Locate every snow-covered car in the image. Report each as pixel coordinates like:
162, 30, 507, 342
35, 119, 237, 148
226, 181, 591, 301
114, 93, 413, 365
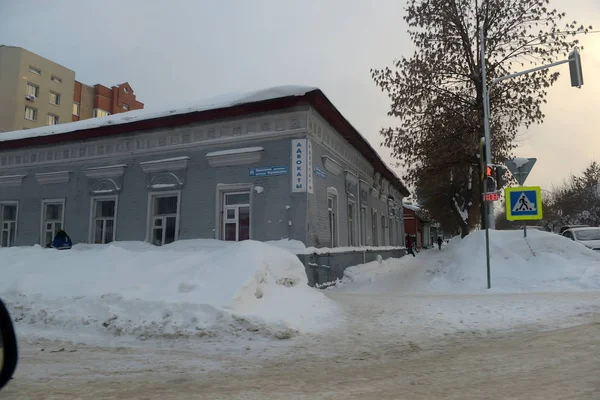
562, 227, 600, 251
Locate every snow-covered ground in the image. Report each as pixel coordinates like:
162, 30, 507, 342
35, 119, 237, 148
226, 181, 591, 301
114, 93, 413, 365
0, 240, 339, 342
1, 229, 599, 349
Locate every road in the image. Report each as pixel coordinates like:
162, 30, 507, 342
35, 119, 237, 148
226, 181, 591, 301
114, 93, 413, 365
2, 321, 600, 399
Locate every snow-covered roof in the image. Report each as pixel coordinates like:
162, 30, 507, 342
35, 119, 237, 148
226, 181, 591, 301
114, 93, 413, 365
0, 84, 410, 196
403, 204, 421, 212
0, 85, 317, 143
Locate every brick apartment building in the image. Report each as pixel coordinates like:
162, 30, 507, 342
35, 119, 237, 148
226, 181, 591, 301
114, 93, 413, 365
72, 81, 144, 122
0, 45, 144, 132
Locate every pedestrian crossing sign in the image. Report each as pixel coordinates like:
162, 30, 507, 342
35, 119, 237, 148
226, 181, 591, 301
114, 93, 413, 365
505, 186, 543, 221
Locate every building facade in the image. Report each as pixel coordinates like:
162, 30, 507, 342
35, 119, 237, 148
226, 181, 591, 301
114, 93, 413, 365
0, 46, 143, 133
403, 204, 433, 249
0, 87, 408, 249
0, 46, 76, 133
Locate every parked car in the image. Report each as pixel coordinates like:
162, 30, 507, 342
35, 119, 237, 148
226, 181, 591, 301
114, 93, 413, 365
561, 227, 600, 251
559, 225, 589, 235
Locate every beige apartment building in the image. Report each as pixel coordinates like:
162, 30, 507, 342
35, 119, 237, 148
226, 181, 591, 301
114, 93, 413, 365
0, 46, 76, 132
0, 46, 144, 133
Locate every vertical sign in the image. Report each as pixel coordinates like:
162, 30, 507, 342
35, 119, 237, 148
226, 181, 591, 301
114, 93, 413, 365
291, 139, 307, 192
307, 139, 314, 194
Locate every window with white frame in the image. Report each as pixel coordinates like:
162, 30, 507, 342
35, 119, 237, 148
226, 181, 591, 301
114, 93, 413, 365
360, 206, 367, 246
25, 106, 37, 121
73, 102, 80, 116
328, 189, 338, 247
26, 82, 39, 98
47, 113, 59, 125
1, 203, 18, 247
91, 197, 117, 244
149, 194, 179, 246
371, 208, 378, 246
348, 201, 356, 246
29, 66, 41, 75
93, 108, 111, 118
222, 192, 250, 241
49, 91, 61, 105
42, 200, 64, 245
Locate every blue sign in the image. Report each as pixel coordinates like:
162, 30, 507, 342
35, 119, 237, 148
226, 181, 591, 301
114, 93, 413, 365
248, 166, 288, 177
505, 186, 543, 221
313, 167, 327, 179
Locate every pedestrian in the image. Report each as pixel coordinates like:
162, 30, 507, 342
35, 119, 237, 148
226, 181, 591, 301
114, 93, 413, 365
437, 236, 443, 250
405, 234, 416, 257
46, 229, 73, 250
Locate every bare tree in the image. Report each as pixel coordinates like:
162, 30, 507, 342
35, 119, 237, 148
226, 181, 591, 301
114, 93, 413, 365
372, 0, 590, 237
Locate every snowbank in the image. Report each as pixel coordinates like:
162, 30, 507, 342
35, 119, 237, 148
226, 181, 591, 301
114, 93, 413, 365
0, 240, 338, 341
429, 230, 600, 292
337, 230, 600, 293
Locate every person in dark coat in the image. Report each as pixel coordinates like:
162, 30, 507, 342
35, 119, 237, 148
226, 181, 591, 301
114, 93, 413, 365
47, 229, 72, 250
437, 236, 443, 250
405, 234, 416, 257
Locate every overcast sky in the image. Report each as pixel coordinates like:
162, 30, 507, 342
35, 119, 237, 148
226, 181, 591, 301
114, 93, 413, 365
1, 0, 598, 191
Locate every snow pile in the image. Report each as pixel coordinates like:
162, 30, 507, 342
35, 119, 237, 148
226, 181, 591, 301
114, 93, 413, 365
428, 230, 600, 292
0, 240, 338, 341
337, 230, 600, 293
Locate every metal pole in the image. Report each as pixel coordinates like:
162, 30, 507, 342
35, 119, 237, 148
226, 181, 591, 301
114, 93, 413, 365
481, 25, 492, 289
481, 28, 494, 230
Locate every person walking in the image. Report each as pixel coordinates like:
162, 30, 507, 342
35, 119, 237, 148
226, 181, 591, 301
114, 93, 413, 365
405, 234, 416, 257
437, 236, 443, 250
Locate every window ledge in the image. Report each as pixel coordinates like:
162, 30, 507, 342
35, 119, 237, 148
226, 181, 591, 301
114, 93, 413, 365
140, 156, 190, 173
0, 174, 26, 187
35, 171, 70, 184
85, 164, 127, 179
206, 147, 263, 167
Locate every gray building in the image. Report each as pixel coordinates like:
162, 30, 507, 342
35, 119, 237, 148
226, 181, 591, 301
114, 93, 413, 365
0, 86, 409, 249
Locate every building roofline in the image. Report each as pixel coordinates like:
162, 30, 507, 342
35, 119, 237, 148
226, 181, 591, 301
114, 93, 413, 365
0, 87, 409, 196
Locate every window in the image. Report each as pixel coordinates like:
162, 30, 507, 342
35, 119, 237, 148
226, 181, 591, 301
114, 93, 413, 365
47, 114, 59, 125
51, 75, 62, 83
371, 209, 378, 246
25, 106, 37, 121
328, 190, 338, 247
348, 201, 356, 246
360, 206, 367, 246
1, 203, 18, 247
381, 215, 387, 246
49, 91, 60, 105
93, 109, 111, 118
124, 87, 129, 94
121, 104, 130, 111
26, 82, 39, 98
29, 66, 41, 75
41, 199, 65, 245
149, 193, 179, 246
73, 102, 80, 116
91, 197, 117, 244
389, 217, 394, 246
223, 192, 250, 241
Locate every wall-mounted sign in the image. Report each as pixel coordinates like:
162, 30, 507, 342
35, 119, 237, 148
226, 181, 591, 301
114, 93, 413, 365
291, 139, 313, 193
248, 166, 288, 177
313, 166, 327, 179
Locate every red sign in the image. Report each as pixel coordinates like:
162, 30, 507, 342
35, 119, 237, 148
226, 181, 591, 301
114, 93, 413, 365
484, 192, 500, 202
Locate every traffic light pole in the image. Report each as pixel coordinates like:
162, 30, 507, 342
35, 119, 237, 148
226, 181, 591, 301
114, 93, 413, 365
480, 22, 582, 289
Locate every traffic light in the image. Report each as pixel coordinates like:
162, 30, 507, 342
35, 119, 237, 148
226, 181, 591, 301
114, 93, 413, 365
569, 48, 583, 88
495, 165, 507, 189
